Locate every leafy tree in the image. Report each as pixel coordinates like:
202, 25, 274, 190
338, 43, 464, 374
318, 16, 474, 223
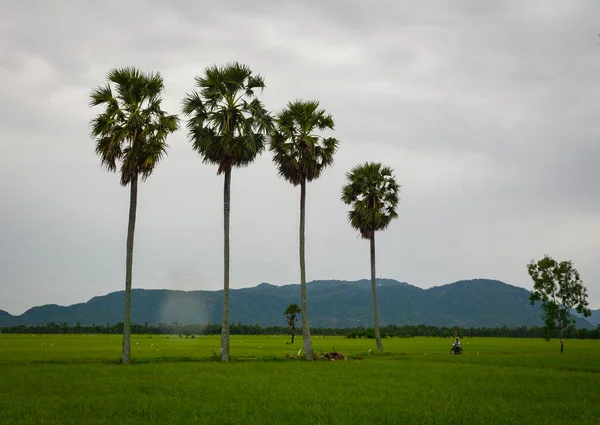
182, 63, 273, 361
89, 68, 179, 364
341, 162, 400, 351
284, 303, 302, 343
270, 100, 339, 360
528, 255, 591, 353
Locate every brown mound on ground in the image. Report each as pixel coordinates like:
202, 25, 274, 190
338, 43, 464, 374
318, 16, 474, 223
314, 351, 346, 361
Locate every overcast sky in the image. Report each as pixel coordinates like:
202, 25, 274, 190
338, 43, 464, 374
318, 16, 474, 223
1, 0, 599, 315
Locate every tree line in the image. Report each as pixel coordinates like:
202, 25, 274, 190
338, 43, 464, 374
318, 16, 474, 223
3, 322, 599, 340
90, 63, 400, 363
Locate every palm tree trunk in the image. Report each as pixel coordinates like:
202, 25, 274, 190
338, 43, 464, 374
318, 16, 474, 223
121, 174, 138, 364
560, 327, 564, 353
291, 320, 295, 344
370, 231, 383, 351
221, 168, 231, 362
299, 178, 314, 360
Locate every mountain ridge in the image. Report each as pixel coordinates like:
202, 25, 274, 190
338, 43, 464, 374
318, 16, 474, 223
1, 279, 596, 329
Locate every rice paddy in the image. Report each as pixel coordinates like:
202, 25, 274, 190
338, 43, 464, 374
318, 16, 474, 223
1, 334, 598, 424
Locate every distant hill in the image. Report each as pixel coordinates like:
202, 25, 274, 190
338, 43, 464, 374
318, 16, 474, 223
0, 279, 595, 329
589, 310, 600, 326
576, 309, 600, 327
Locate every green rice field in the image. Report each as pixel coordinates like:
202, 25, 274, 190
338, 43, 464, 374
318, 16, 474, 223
1, 335, 599, 424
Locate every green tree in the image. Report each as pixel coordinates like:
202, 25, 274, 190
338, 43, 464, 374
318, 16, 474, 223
89, 68, 179, 364
270, 100, 339, 360
182, 63, 273, 361
284, 303, 302, 344
341, 162, 400, 351
528, 255, 591, 353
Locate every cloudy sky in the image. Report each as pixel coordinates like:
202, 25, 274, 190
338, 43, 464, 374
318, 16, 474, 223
1, 0, 599, 315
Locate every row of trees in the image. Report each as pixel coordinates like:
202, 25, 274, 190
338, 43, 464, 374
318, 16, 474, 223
3, 322, 599, 340
90, 63, 400, 363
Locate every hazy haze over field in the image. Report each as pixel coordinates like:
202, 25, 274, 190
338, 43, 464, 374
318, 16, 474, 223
1, 0, 599, 314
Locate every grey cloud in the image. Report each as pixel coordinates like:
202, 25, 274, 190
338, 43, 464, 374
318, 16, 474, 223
1, 0, 599, 314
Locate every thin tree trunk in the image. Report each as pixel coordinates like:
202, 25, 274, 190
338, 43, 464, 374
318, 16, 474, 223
299, 178, 314, 360
291, 320, 295, 344
560, 327, 564, 353
370, 231, 383, 351
221, 168, 231, 362
121, 174, 138, 364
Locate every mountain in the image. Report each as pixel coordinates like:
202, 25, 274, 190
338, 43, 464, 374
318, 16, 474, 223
0, 279, 595, 329
578, 309, 600, 327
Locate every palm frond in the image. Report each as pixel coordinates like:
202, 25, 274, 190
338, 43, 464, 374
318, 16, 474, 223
341, 162, 401, 238
182, 63, 272, 174
89, 67, 178, 186
269, 100, 338, 186
89, 84, 115, 108
245, 73, 266, 97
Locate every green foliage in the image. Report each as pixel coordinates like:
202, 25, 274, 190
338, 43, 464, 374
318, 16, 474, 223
341, 162, 400, 239
4, 322, 599, 340
269, 100, 339, 185
284, 303, 301, 328
284, 303, 301, 316
528, 255, 591, 345
181, 62, 273, 174
89, 67, 179, 185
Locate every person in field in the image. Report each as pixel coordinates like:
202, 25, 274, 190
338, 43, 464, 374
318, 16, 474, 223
451, 337, 462, 354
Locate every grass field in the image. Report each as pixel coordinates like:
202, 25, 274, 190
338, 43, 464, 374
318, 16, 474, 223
1, 335, 599, 424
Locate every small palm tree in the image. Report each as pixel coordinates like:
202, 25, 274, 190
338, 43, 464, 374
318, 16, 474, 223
341, 162, 400, 351
89, 67, 179, 364
182, 62, 273, 361
270, 100, 339, 360
284, 303, 302, 344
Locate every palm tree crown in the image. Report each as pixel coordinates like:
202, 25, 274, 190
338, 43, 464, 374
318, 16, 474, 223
89, 67, 179, 185
284, 303, 302, 318
270, 100, 339, 184
181, 62, 273, 174
341, 162, 400, 239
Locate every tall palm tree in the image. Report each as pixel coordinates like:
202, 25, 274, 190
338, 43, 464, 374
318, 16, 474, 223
182, 63, 273, 361
341, 162, 400, 351
89, 67, 179, 364
284, 303, 302, 344
270, 100, 339, 360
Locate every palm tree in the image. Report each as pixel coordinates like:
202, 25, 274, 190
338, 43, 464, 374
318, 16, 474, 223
341, 162, 400, 351
270, 100, 339, 360
89, 67, 179, 364
182, 63, 273, 361
284, 303, 302, 344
